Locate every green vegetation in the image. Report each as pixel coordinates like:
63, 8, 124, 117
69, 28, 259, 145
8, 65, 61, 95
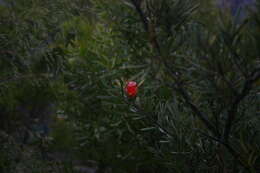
0, 0, 259, 172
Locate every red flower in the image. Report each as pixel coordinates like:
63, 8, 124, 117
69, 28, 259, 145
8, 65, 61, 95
125, 81, 138, 98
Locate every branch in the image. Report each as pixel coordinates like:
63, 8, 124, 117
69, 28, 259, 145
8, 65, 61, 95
175, 85, 220, 136
129, 0, 162, 55
223, 67, 260, 142
129, 0, 219, 136
196, 129, 250, 171
129, 0, 148, 32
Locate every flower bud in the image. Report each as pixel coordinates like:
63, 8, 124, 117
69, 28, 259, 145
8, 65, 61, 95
125, 81, 138, 98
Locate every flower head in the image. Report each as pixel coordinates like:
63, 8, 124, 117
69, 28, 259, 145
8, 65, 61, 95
125, 81, 138, 98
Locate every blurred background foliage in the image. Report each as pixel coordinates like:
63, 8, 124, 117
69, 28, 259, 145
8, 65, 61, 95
0, 0, 259, 172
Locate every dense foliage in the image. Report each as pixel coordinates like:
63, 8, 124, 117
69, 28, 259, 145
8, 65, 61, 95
0, 0, 259, 172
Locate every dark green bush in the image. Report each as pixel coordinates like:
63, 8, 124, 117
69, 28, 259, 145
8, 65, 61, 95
0, 0, 259, 172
